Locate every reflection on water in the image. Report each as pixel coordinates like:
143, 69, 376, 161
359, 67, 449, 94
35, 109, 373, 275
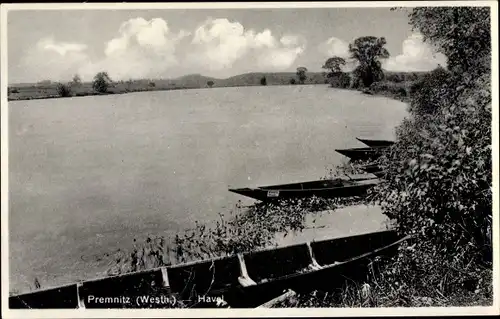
9, 85, 407, 293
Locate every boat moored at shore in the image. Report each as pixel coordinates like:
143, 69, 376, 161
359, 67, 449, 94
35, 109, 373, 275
335, 146, 386, 161
229, 177, 380, 202
356, 137, 395, 148
9, 230, 410, 309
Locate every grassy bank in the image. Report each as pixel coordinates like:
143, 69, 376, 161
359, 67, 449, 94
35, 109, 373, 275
7, 72, 328, 101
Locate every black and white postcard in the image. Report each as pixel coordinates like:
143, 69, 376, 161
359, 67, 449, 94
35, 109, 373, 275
1, 1, 498, 317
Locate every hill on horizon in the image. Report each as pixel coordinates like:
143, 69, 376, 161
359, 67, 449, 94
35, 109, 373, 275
10, 69, 428, 88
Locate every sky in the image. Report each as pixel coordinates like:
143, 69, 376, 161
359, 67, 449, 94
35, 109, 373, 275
7, 7, 447, 84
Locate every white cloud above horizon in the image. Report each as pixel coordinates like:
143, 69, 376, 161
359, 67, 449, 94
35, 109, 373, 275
81, 17, 189, 80
383, 33, 447, 72
318, 36, 350, 58
20, 37, 91, 82
26, 17, 306, 82
38, 37, 88, 56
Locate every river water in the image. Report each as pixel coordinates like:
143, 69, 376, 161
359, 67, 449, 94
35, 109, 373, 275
8, 85, 407, 293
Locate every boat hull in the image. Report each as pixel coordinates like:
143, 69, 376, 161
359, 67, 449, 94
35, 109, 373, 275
356, 137, 395, 147
361, 163, 385, 177
229, 179, 378, 201
335, 147, 385, 161
9, 230, 409, 309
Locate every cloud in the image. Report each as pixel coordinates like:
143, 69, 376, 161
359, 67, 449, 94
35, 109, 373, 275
255, 30, 276, 48
257, 46, 305, 70
257, 35, 306, 70
187, 18, 304, 72
38, 37, 88, 56
18, 37, 90, 82
188, 18, 256, 70
104, 18, 187, 57
318, 36, 350, 58
90, 17, 188, 80
383, 33, 447, 72
280, 35, 300, 47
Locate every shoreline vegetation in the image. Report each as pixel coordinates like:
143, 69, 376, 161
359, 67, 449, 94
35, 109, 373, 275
7, 70, 418, 102
13, 7, 492, 309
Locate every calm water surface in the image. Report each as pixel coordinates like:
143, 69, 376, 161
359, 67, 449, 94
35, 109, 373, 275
9, 85, 407, 293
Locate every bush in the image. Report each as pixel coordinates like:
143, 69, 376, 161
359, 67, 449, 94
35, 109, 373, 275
368, 81, 408, 101
328, 72, 351, 89
408, 67, 454, 115
260, 76, 267, 86
385, 73, 404, 83
289, 78, 296, 85
56, 83, 72, 97
368, 68, 492, 303
397, 87, 407, 97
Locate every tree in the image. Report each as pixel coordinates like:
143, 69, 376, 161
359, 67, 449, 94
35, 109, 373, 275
260, 76, 267, 86
56, 82, 72, 97
408, 7, 490, 75
322, 57, 346, 76
92, 72, 112, 93
349, 36, 390, 87
322, 57, 349, 88
72, 74, 82, 86
296, 67, 308, 84
207, 80, 214, 88
125, 79, 133, 92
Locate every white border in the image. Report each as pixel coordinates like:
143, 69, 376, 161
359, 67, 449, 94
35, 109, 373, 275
1, 1, 499, 318
0, 1, 497, 9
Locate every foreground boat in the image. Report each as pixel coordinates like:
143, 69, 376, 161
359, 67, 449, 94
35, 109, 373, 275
229, 177, 379, 201
335, 146, 386, 161
9, 230, 411, 309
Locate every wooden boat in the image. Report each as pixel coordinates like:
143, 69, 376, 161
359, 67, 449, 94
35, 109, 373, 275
356, 137, 395, 148
335, 147, 385, 161
342, 173, 379, 181
9, 230, 411, 309
361, 163, 385, 177
229, 177, 379, 202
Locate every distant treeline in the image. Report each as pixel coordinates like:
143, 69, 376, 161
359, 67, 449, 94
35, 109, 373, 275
7, 70, 428, 101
